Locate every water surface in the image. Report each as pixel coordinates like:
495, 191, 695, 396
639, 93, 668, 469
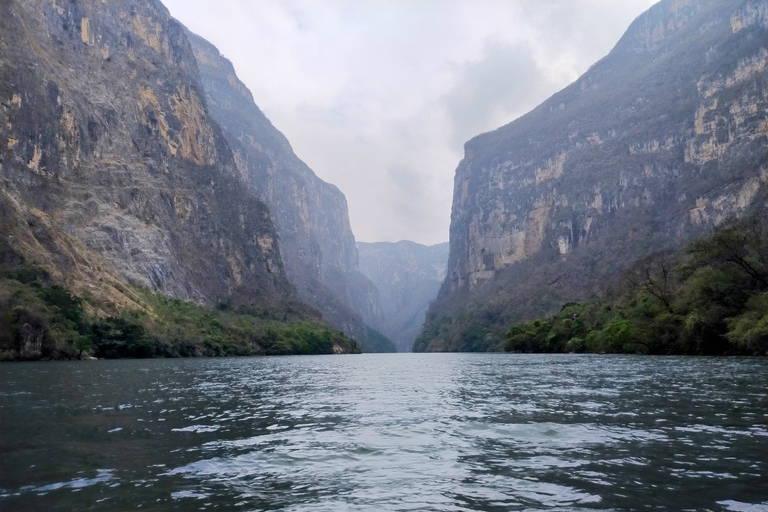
1, 354, 767, 511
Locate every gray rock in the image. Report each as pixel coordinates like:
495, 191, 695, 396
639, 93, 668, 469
0, 0, 295, 313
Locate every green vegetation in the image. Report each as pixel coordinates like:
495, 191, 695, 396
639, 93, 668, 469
0, 249, 360, 361
504, 218, 768, 356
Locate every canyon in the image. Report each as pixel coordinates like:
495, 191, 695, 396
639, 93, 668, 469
357, 241, 448, 352
2, 0, 765, 358
0, 0, 403, 356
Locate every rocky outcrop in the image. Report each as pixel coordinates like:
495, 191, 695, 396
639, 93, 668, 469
418, 0, 768, 352
186, 32, 394, 352
357, 241, 448, 351
0, 0, 298, 315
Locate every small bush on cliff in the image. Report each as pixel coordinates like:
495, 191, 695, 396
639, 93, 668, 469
92, 317, 157, 359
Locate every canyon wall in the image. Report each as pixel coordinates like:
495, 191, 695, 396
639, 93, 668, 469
0, 0, 298, 315
187, 33, 394, 352
417, 0, 768, 351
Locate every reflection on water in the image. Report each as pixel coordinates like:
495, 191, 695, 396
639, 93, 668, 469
1, 354, 767, 511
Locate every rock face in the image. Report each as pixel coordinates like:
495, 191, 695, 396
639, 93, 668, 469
418, 0, 768, 352
357, 241, 448, 352
0, 0, 299, 315
186, 33, 394, 352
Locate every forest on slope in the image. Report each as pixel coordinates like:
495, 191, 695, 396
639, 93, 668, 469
0, 240, 360, 361
504, 215, 768, 356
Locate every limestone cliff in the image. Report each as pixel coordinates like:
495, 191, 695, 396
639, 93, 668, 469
357, 241, 448, 352
0, 0, 296, 315
418, 0, 768, 352
186, 33, 394, 352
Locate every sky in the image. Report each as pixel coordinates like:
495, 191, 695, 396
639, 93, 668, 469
163, 0, 658, 246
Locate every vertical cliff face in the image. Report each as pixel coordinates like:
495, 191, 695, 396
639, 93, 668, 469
357, 241, 448, 352
0, 0, 295, 311
419, 0, 768, 352
186, 33, 393, 352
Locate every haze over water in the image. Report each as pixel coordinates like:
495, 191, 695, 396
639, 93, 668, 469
1, 354, 767, 511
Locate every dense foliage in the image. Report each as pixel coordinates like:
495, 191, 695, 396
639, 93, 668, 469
504, 218, 768, 356
0, 250, 360, 361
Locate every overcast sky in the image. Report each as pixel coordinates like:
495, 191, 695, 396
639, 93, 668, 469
163, 0, 657, 245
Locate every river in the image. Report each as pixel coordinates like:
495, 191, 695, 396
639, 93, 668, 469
1, 354, 767, 511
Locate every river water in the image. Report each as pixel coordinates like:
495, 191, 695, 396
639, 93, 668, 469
1, 354, 767, 511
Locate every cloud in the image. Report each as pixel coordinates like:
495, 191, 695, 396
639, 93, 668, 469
442, 39, 555, 147
163, 0, 657, 245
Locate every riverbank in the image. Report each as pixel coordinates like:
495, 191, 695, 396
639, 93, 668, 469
0, 262, 360, 361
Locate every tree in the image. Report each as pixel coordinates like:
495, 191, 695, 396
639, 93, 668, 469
687, 218, 768, 291
624, 250, 677, 312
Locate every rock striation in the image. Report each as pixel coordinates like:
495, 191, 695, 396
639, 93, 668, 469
0, 0, 304, 322
186, 32, 394, 352
357, 241, 448, 352
418, 0, 768, 352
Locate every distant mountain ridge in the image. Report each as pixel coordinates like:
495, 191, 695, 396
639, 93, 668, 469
357, 241, 448, 351
417, 0, 768, 352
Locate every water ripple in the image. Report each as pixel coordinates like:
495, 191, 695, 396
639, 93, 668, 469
1, 354, 767, 511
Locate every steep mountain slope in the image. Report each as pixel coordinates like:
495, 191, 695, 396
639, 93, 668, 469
0, 0, 331, 346
357, 241, 448, 351
186, 33, 394, 352
417, 0, 768, 352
